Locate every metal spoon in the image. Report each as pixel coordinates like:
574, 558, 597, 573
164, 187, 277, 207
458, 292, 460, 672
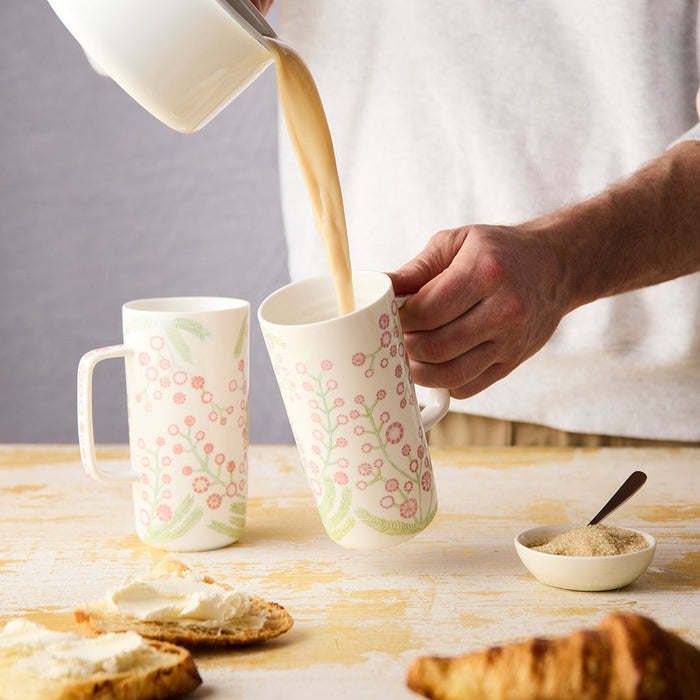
587, 471, 647, 526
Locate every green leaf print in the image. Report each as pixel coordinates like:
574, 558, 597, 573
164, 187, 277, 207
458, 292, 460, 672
172, 317, 212, 341
355, 508, 428, 537
165, 326, 192, 364
233, 313, 248, 359
325, 485, 352, 531
327, 516, 355, 544
208, 520, 243, 538
124, 318, 155, 335
146, 495, 203, 543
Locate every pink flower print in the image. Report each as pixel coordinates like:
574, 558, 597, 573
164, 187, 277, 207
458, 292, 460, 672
215, 453, 225, 465
421, 471, 432, 492
139, 352, 150, 366
361, 443, 372, 453
219, 417, 227, 426
380, 495, 395, 509
226, 406, 234, 415
208, 411, 218, 422
193, 476, 209, 493
391, 299, 398, 315
398, 342, 406, 357
381, 331, 391, 347
202, 391, 213, 404
229, 379, 238, 392
364, 369, 374, 378
356, 480, 368, 490
409, 459, 419, 473
395, 364, 403, 378
334, 397, 345, 407
153, 391, 163, 401
390, 345, 398, 357
380, 411, 390, 424
379, 313, 390, 330
386, 422, 404, 444
400, 398, 407, 409
312, 429, 324, 441
335, 437, 347, 448
394, 326, 400, 337
238, 359, 245, 372
162, 490, 172, 500
182, 465, 193, 476
160, 377, 171, 388
150, 336, 165, 351
203, 443, 214, 455
162, 474, 172, 484
417, 444, 425, 459
380, 358, 389, 369
140, 471, 149, 483
320, 359, 333, 371
354, 425, 365, 436
354, 394, 365, 405
377, 389, 386, 400
173, 392, 186, 404
227, 461, 236, 472
156, 503, 172, 522
140, 509, 150, 526
400, 498, 418, 519
338, 458, 349, 468
159, 358, 171, 370
312, 444, 321, 456
396, 382, 405, 395
145, 367, 158, 381
207, 493, 222, 509
195, 430, 205, 441
226, 482, 238, 497
161, 456, 171, 467
404, 480, 413, 492
296, 363, 307, 375
191, 376, 205, 389
156, 436, 165, 447
385, 478, 399, 492
358, 462, 372, 476
173, 371, 187, 385
350, 409, 360, 420
402, 444, 411, 457
308, 460, 320, 476
337, 414, 348, 425
237, 416, 245, 428
352, 352, 366, 366
308, 398, 319, 409
185, 415, 195, 427
238, 478, 246, 492
326, 379, 338, 390
373, 458, 384, 469
333, 471, 349, 485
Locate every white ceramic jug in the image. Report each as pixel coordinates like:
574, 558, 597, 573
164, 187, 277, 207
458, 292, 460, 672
46, 0, 276, 133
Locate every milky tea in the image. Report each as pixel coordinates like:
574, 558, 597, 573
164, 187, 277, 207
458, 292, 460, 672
268, 39, 355, 316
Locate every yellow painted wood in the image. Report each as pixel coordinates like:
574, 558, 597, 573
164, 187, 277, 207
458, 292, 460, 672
0, 444, 698, 697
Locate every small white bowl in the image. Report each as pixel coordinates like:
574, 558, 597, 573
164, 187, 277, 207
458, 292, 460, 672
514, 524, 656, 592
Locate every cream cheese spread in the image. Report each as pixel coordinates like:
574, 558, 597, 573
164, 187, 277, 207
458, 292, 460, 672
101, 570, 258, 629
0, 620, 157, 679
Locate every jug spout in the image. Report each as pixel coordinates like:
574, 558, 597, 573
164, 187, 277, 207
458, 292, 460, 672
46, 0, 276, 133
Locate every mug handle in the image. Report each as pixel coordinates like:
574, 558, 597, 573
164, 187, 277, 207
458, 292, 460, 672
395, 295, 451, 431
77, 345, 138, 483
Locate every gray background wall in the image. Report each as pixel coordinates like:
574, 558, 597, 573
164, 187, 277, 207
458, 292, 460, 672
1, 2, 294, 444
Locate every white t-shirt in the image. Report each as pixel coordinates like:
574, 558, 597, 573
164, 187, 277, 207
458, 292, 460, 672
276, 0, 700, 441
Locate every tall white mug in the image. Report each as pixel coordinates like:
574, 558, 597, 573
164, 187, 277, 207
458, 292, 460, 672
78, 297, 250, 551
258, 271, 450, 550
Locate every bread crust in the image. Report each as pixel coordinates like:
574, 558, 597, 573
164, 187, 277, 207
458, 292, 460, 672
75, 594, 293, 647
406, 613, 700, 700
0, 638, 201, 700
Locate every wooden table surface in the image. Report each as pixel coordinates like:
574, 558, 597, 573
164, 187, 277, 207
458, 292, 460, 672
1, 444, 698, 698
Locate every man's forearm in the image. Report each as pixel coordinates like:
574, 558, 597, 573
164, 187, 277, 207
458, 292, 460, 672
530, 139, 700, 312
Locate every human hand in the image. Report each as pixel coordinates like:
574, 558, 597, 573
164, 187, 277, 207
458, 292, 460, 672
389, 224, 572, 399
249, 0, 274, 14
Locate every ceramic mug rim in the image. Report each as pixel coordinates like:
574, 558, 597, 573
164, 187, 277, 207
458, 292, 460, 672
258, 270, 392, 329
124, 296, 249, 314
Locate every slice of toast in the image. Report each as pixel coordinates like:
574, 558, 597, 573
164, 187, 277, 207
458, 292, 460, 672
74, 559, 294, 648
0, 622, 201, 700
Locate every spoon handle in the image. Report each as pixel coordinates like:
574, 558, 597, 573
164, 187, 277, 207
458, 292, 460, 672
587, 471, 647, 526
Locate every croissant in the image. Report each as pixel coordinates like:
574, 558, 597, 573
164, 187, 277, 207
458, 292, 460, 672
406, 613, 700, 700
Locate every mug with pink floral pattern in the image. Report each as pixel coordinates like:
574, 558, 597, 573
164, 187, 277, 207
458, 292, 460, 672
258, 271, 450, 549
78, 297, 249, 551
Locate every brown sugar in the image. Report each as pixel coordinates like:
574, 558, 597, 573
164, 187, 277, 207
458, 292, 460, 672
531, 524, 649, 557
